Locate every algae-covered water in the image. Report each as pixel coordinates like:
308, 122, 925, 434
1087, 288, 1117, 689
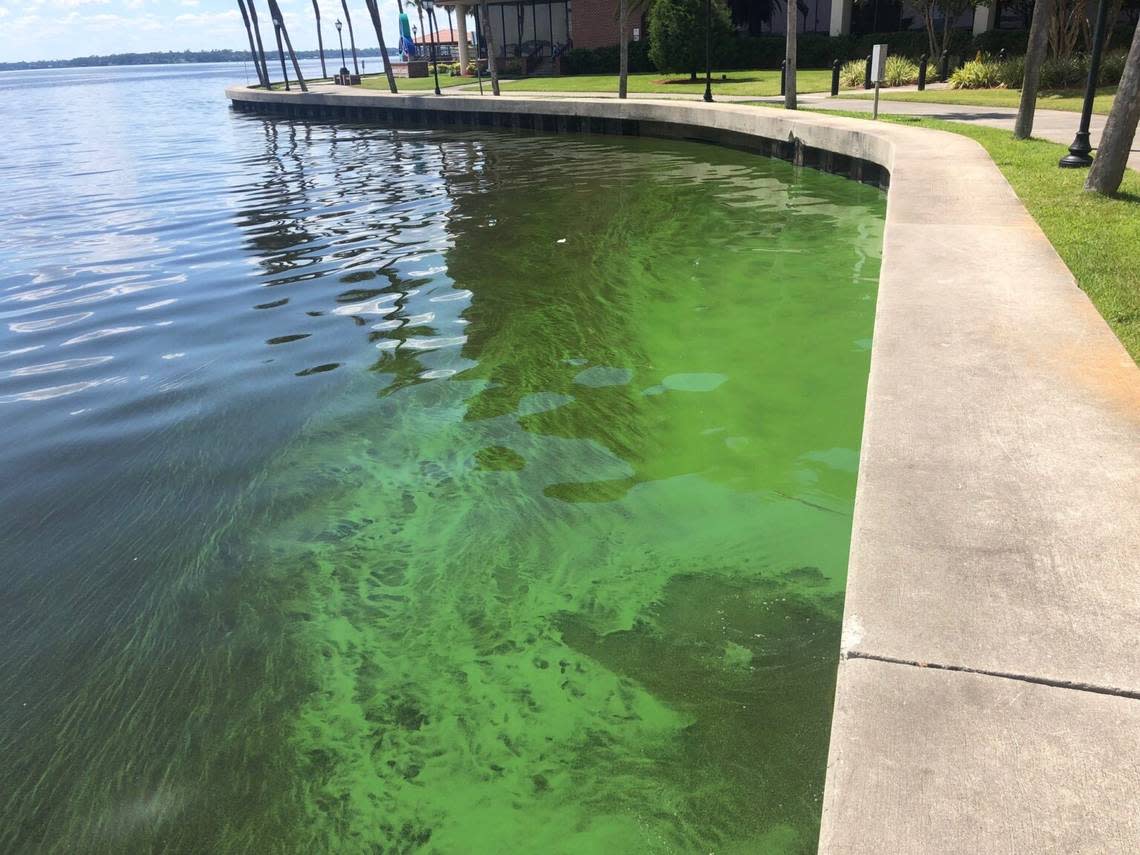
0, 66, 884, 854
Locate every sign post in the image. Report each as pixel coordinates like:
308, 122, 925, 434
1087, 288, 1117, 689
871, 44, 888, 120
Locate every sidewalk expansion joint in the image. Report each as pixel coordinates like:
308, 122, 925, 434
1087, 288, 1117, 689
845, 650, 1140, 701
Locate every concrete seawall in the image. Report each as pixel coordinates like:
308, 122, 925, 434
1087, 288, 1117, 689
227, 85, 1140, 853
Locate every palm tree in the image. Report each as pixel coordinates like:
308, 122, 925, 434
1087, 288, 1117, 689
1015, 0, 1054, 138
236, 0, 269, 87
619, 0, 630, 98
363, 0, 400, 92
267, 0, 308, 90
1086, 18, 1140, 195
339, 0, 361, 75
311, 0, 328, 78
784, 0, 797, 108
245, 0, 273, 88
409, 0, 428, 59
478, 0, 500, 95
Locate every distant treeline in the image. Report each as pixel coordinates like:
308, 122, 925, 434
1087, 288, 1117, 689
0, 48, 395, 72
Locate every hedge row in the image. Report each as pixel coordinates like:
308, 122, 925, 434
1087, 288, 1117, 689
559, 27, 1140, 75
561, 41, 655, 75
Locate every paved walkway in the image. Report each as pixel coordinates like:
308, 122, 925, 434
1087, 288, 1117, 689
431, 81, 1139, 172
800, 92, 1140, 172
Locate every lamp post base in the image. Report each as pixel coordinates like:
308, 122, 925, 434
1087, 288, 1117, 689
1059, 133, 1094, 168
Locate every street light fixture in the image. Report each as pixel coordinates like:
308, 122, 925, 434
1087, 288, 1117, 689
423, 0, 442, 96
335, 19, 349, 83
1059, 0, 1110, 168
703, 0, 713, 103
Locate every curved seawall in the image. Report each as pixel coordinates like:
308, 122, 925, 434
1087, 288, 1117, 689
227, 86, 1140, 853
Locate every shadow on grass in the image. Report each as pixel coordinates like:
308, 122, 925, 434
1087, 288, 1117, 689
657, 76, 765, 85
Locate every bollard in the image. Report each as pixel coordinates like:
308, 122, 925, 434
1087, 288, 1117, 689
831, 58, 840, 96
918, 54, 927, 91
940, 50, 950, 82
780, 60, 786, 97
864, 54, 872, 90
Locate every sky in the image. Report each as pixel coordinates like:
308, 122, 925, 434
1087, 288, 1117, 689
0, 0, 412, 63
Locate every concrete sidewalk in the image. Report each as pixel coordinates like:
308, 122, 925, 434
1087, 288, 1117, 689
802, 92, 1140, 172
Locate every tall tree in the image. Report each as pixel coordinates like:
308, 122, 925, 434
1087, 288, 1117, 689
410, 0, 428, 56
363, 0, 400, 92
784, 0, 797, 109
236, 0, 269, 87
246, 0, 273, 88
1086, 19, 1140, 194
648, 0, 732, 83
311, 0, 328, 78
619, 0, 629, 98
479, 0, 501, 95
618, 0, 649, 99
339, 0, 361, 75
918, 0, 986, 62
267, 0, 308, 90
1015, 0, 1055, 138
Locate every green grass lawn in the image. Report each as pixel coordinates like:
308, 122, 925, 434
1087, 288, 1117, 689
822, 110, 1139, 360
845, 86, 1117, 115
357, 74, 468, 91
491, 68, 834, 97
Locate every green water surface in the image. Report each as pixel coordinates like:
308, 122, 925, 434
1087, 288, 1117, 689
2, 122, 883, 854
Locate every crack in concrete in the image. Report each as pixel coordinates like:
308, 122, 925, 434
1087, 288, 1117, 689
845, 651, 1140, 701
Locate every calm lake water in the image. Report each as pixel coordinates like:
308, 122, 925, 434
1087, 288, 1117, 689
0, 64, 884, 854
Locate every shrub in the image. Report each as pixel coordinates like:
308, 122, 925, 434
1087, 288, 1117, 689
883, 55, 919, 87
972, 29, 1029, 57
839, 58, 865, 89
1097, 51, 1127, 86
561, 41, 653, 75
949, 59, 1005, 89
947, 50, 1127, 90
996, 55, 1025, 88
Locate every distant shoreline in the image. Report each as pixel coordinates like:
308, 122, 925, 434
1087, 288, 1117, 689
0, 48, 399, 73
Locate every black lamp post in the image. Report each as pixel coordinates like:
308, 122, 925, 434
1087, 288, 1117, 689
424, 0, 442, 95
703, 0, 713, 102
1059, 0, 1110, 168
335, 18, 349, 83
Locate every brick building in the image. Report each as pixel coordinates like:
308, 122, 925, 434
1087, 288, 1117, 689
439, 0, 1022, 73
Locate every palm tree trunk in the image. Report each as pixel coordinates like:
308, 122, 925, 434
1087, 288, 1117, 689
311, 0, 327, 78
340, 0, 361, 75
1015, 0, 1054, 138
619, 0, 628, 98
363, 0, 400, 92
415, 3, 427, 57
236, 0, 269, 87
246, 0, 273, 88
267, 0, 308, 91
479, 0, 500, 95
785, 0, 797, 109
1086, 19, 1140, 194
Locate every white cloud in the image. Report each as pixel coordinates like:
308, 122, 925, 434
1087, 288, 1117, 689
173, 10, 239, 27
0, 7, 9, 18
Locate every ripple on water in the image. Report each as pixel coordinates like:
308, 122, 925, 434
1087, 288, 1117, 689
0, 67, 885, 855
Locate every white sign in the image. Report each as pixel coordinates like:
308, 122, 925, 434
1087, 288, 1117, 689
870, 44, 888, 84
632, 27, 640, 42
